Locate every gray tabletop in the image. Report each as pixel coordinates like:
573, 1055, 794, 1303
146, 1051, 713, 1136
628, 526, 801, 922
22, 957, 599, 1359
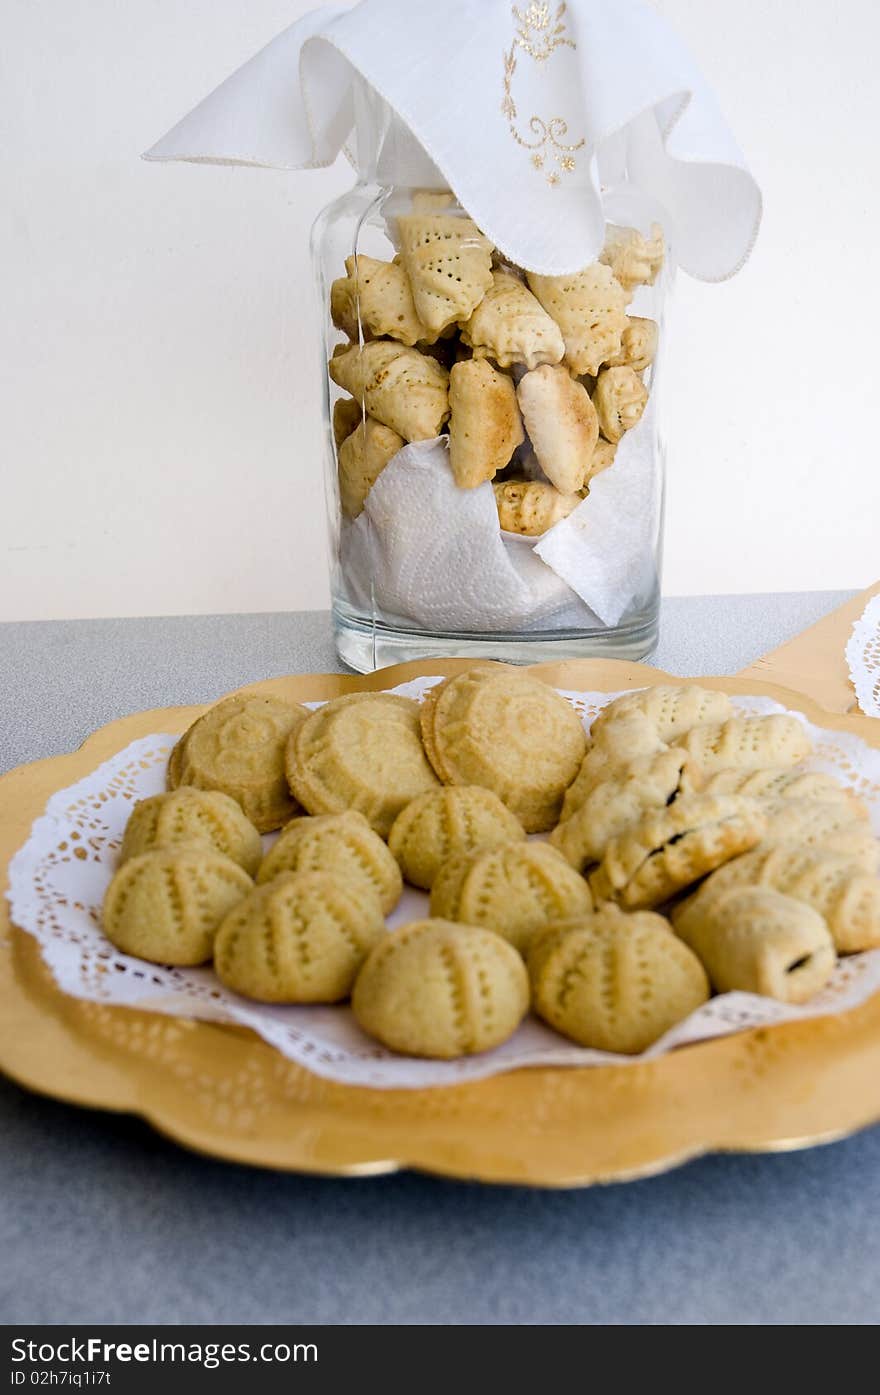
3, 592, 879, 1326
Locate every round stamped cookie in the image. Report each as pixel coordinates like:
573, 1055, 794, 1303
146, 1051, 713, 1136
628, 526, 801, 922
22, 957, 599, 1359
103, 845, 253, 966
169, 693, 310, 833
215, 871, 385, 1004
286, 693, 440, 839
423, 667, 587, 832
430, 841, 592, 955
120, 789, 263, 877
528, 906, 709, 1054
388, 786, 526, 890
256, 811, 403, 913
352, 919, 529, 1059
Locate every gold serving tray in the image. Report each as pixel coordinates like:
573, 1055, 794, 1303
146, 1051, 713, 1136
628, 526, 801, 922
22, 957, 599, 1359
3, 656, 880, 1187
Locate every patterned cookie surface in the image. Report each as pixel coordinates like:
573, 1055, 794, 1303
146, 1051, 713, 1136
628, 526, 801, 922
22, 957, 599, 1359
550, 749, 689, 872
352, 919, 529, 1059
430, 841, 592, 955
396, 214, 495, 335
674, 715, 812, 776
589, 793, 767, 910
169, 693, 309, 833
388, 786, 525, 891
120, 788, 263, 877
560, 710, 668, 823
761, 799, 879, 872
103, 845, 253, 966
528, 905, 708, 1054
674, 886, 836, 1004
591, 685, 732, 745
256, 811, 403, 912
215, 872, 385, 1003
422, 668, 587, 832
700, 767, 855, 805
526, 263, 629, 377
286, 693, 440, 839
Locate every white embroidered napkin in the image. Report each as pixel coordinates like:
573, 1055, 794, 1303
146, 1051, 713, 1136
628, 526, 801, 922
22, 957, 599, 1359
145, 0, 761, 281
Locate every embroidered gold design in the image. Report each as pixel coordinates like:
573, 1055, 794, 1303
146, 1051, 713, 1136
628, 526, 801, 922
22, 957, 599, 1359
513, 3, 576, 61
501, 4, 584, 187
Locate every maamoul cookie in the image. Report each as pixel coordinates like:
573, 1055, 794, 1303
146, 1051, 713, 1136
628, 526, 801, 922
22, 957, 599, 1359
592, 366, 649, 443
590, 684, 733, 745
603, 316, 658, 373
430, 841, 593, 955
447, 359, 524, 488
700, 767, 856, 806
330, 254, 435, 346
120, 788, 263, 877
761, 799, 879, 872
589, 793, 767, 910
396, 213, 495, 335
550, 749, 689, 872
169, 693, 309, 833
387, 786, 525, 890
460, 268, 565, 369
328, 341, 450, 442
214, 872, 385, 1003
420, 667, 587, 831
493, 479, 580, 535
599, 223, 665, 297
286, 692, 440, 838
680, 842, 880, 953
585, 436, 617, 483
559, 709, 668, 823
674, 886, 836, 1004
337, 416, 405, 518
103, 846, 253, 966
526, 263, 629, 377
256, 811, 403, 912
528, 905, 709, 1053
516, 364, 599, 494
351, 919, 529, 1058
333, 395, 363, 449
674, 714, 812, 776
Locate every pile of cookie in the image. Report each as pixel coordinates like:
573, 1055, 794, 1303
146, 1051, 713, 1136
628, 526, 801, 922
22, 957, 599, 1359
329, 191, 662, 537
102, 670, 880, 1061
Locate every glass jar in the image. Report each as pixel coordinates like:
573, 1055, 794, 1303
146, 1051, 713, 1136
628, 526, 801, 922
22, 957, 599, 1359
312, 170, 673, 673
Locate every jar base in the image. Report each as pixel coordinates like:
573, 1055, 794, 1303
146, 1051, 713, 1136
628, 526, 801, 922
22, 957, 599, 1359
332, 604, 659, 674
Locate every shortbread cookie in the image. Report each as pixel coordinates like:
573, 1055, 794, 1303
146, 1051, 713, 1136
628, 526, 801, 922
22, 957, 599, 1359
559, 710, 668, 823
120, 789, 262, 877
589, 793, 767, 910
599, 223, 665, 297
516, 364, 599, 494
169, 693, 309, 833
604, 316, 658, 373
761, 799, 879, 872
286, 693, 440, 838
388, 786, 525, 890
328, 341, 450, 442
679, 842, 880, 953
214, 872, 385, 1003
528, 905, 708, 1053
430, 842, 593, 955
460, 269, 565, 369
448, 359, 524, 488
337, 416, 404, 517
493, 479, 580, 535
330, 254, 436, 346
396, 213, 494, 335
103, 846, 252, 966
700, 767, 856, 806
674, 886, 836, 1004
526, 264, 629, 377
550, 749, 689, 872
352, 919, 529, 1058
592, 366, 649, 443
332, 395, 363, 449
591, 685, 733, 745
256, 810, 403, 912
674, 715, 812, 776
421, 667, 587, 831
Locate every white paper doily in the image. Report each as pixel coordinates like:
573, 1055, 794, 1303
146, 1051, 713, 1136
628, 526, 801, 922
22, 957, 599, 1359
7, 680, 880, 1089
847, 592, 880, 718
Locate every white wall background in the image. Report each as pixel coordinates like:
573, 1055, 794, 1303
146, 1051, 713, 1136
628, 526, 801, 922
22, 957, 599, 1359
2, 0, 878, 622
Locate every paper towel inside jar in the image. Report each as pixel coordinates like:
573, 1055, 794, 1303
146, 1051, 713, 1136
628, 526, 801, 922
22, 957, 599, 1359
338, 438, 633, 634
